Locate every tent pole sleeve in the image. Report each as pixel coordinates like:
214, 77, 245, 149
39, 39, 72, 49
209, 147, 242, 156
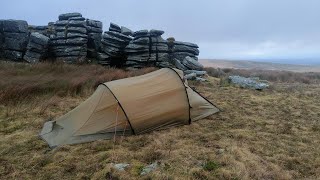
100, 83, 136, 135
167, 68, 192, 124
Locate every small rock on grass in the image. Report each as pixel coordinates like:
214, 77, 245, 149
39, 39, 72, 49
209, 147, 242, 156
140, 162, 158, 175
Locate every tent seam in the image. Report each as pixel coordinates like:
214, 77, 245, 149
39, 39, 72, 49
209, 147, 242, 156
100, 83, 136, 135
167, 68, 192, 124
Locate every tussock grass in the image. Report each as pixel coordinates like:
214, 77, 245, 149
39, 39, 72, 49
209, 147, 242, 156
0, 62, 156, 116
0, 63, 320, 179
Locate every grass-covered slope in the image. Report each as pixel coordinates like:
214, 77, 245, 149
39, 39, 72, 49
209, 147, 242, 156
0, 62, 319, 179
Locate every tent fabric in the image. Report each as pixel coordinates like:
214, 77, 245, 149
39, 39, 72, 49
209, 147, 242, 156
40, 68, 219, 148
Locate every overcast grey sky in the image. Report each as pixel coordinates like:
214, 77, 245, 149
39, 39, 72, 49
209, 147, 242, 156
1, 0, 320, 63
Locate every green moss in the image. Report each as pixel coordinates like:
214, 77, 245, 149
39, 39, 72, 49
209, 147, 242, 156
203, 161, 219, 171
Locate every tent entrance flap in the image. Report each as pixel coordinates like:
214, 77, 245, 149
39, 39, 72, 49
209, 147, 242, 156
100, 83, 136, 135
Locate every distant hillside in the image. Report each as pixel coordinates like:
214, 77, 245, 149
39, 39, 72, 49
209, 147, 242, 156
200, 59, 320, 72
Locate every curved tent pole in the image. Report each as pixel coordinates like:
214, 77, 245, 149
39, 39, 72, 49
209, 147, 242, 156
100, 83, 136, 135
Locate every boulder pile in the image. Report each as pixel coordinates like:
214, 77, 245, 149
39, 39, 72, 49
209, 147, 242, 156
0, 20, 29, 61
23, 32, 50, 63
86, 19, 103, 58
168, 40, 202, 71
50, 13, 88, 63
29, 24, 53, 37
0, 12, 208, 78
98, 23, 132, 66
125, 29, 171, 68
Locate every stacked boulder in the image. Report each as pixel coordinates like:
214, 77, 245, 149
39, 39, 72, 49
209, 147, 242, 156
0, 20, 29, 61
168, 40, 202, 71
86, 19, 103, 58
50, 13, 88, 63
125, 29, 171, 68
98, 23, 132, 66
125, 30, 150, 68
23, 32, 50, 63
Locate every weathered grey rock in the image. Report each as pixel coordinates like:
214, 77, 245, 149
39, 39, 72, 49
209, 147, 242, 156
58, 12, 82, 20
67, 27, 87, 34
52, 32, 88, 40
156, 61, 172, 68
113, 163, 130, 171
150, 29, 164, 36
86, 19, 103, 28
151, 44, 169, 52
228, 76, 269, 90
54, 20, 69, 26
182, 56, 203, 70
151, 36, 167, 43
125, 43, 149, 50
174, 59, 188, 71
97, 52, 110, 61
149, 53, 170, 61
184, 70, 207, 76
127, 53, 149, 61
109, 23, 121, 32
53, 26, 66, 32
174, 41, 199, 48
133, 30, 149, 37
3, 32, 29, 51
50, 37, 87, 46
67, 33, 88, 39
0, 20, 4, 31
125, 60, 145, 68
173, 52, 197, 60
68, 20, 87, 27
69, 17, 86, 21
27, 42, 47, 53
23, 32, 50, 63
121, 26, 133, 36
24, 54, 40, 63
3, 20, 28, 33
101, 45, 123, 56
52, 46, 87, 56
86, 26, 103, 33
185, 73, 197, 80
141, 162, 158, 175
54, 50, 87, 57
131, 37, 149, 45
106, 31, 132, 41
173, 45, 199, 55
87, 33, 101, 50
24, 51, 41, 59
101, 39, 125, 48
196, 77, 207, 82
102, 33, 128, 44
29, 32, 49, 46
4, 50, 23, 61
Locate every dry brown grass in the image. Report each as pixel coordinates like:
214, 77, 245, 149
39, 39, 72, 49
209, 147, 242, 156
205, 67, 320, 84
1, 63, 320, 179
0, 62, 156, 116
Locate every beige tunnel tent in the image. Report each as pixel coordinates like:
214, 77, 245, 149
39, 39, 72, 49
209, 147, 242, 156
40, 68, 220, 148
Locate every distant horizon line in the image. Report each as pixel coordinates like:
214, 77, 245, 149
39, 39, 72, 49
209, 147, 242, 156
199, 58, 320, 66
